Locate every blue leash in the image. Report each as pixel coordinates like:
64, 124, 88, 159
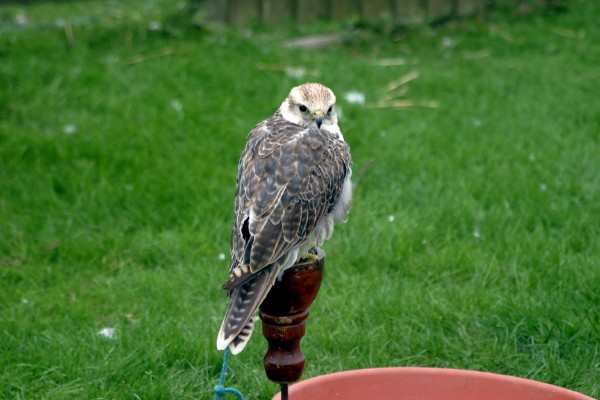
214, 347, 245, 400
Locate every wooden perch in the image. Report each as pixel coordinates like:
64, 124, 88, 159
260, 249, 325, 398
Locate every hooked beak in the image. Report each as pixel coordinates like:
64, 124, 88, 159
312, 111, 325, 129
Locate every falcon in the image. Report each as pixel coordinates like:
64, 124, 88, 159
216, 83, 353, 355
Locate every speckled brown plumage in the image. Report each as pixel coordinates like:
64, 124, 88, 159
217, 83, 352, 354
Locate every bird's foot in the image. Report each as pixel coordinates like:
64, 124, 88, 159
299, 248, 319, 263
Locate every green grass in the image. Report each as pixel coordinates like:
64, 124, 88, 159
1, 1, 599, 398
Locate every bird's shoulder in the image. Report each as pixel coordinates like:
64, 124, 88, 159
246, 112, 345, 160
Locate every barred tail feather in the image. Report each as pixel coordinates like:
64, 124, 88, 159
228, 319, 254, 355
216, 266, 278, 354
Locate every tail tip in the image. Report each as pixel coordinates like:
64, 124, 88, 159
216, 333, 248, 355
216, 333, 230, 351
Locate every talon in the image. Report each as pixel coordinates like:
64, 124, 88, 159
299, 249, 319, 263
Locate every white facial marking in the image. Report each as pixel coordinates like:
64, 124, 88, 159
279, 83, 341, 136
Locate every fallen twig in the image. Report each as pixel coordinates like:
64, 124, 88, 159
365, 100, 439, 109
124, 48, 186, 65
372, 57, 419, 67
462, 50, 492, 60
283, 33, 343, 49
381, 86, 408, 101
552, 27, 585, 39
63, 23, 75, 48
385, 71, 420, 91
488, 24, 514, 42
256, 63, 321, 78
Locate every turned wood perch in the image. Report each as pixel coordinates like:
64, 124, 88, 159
259, 248, 325, 398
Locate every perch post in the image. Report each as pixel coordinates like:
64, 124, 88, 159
259, 248, 325, 399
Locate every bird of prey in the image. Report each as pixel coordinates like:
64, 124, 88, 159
216, 83, 352, 355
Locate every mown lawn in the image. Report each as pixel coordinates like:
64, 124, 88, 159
1, 1, 599, 398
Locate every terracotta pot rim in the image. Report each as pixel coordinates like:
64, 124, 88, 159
272, 367, 594, 400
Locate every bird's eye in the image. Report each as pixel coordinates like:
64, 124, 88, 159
299, 105, 308, 113
328, 106, 333, 114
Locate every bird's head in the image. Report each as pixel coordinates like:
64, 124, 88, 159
279, 83, 338, 130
